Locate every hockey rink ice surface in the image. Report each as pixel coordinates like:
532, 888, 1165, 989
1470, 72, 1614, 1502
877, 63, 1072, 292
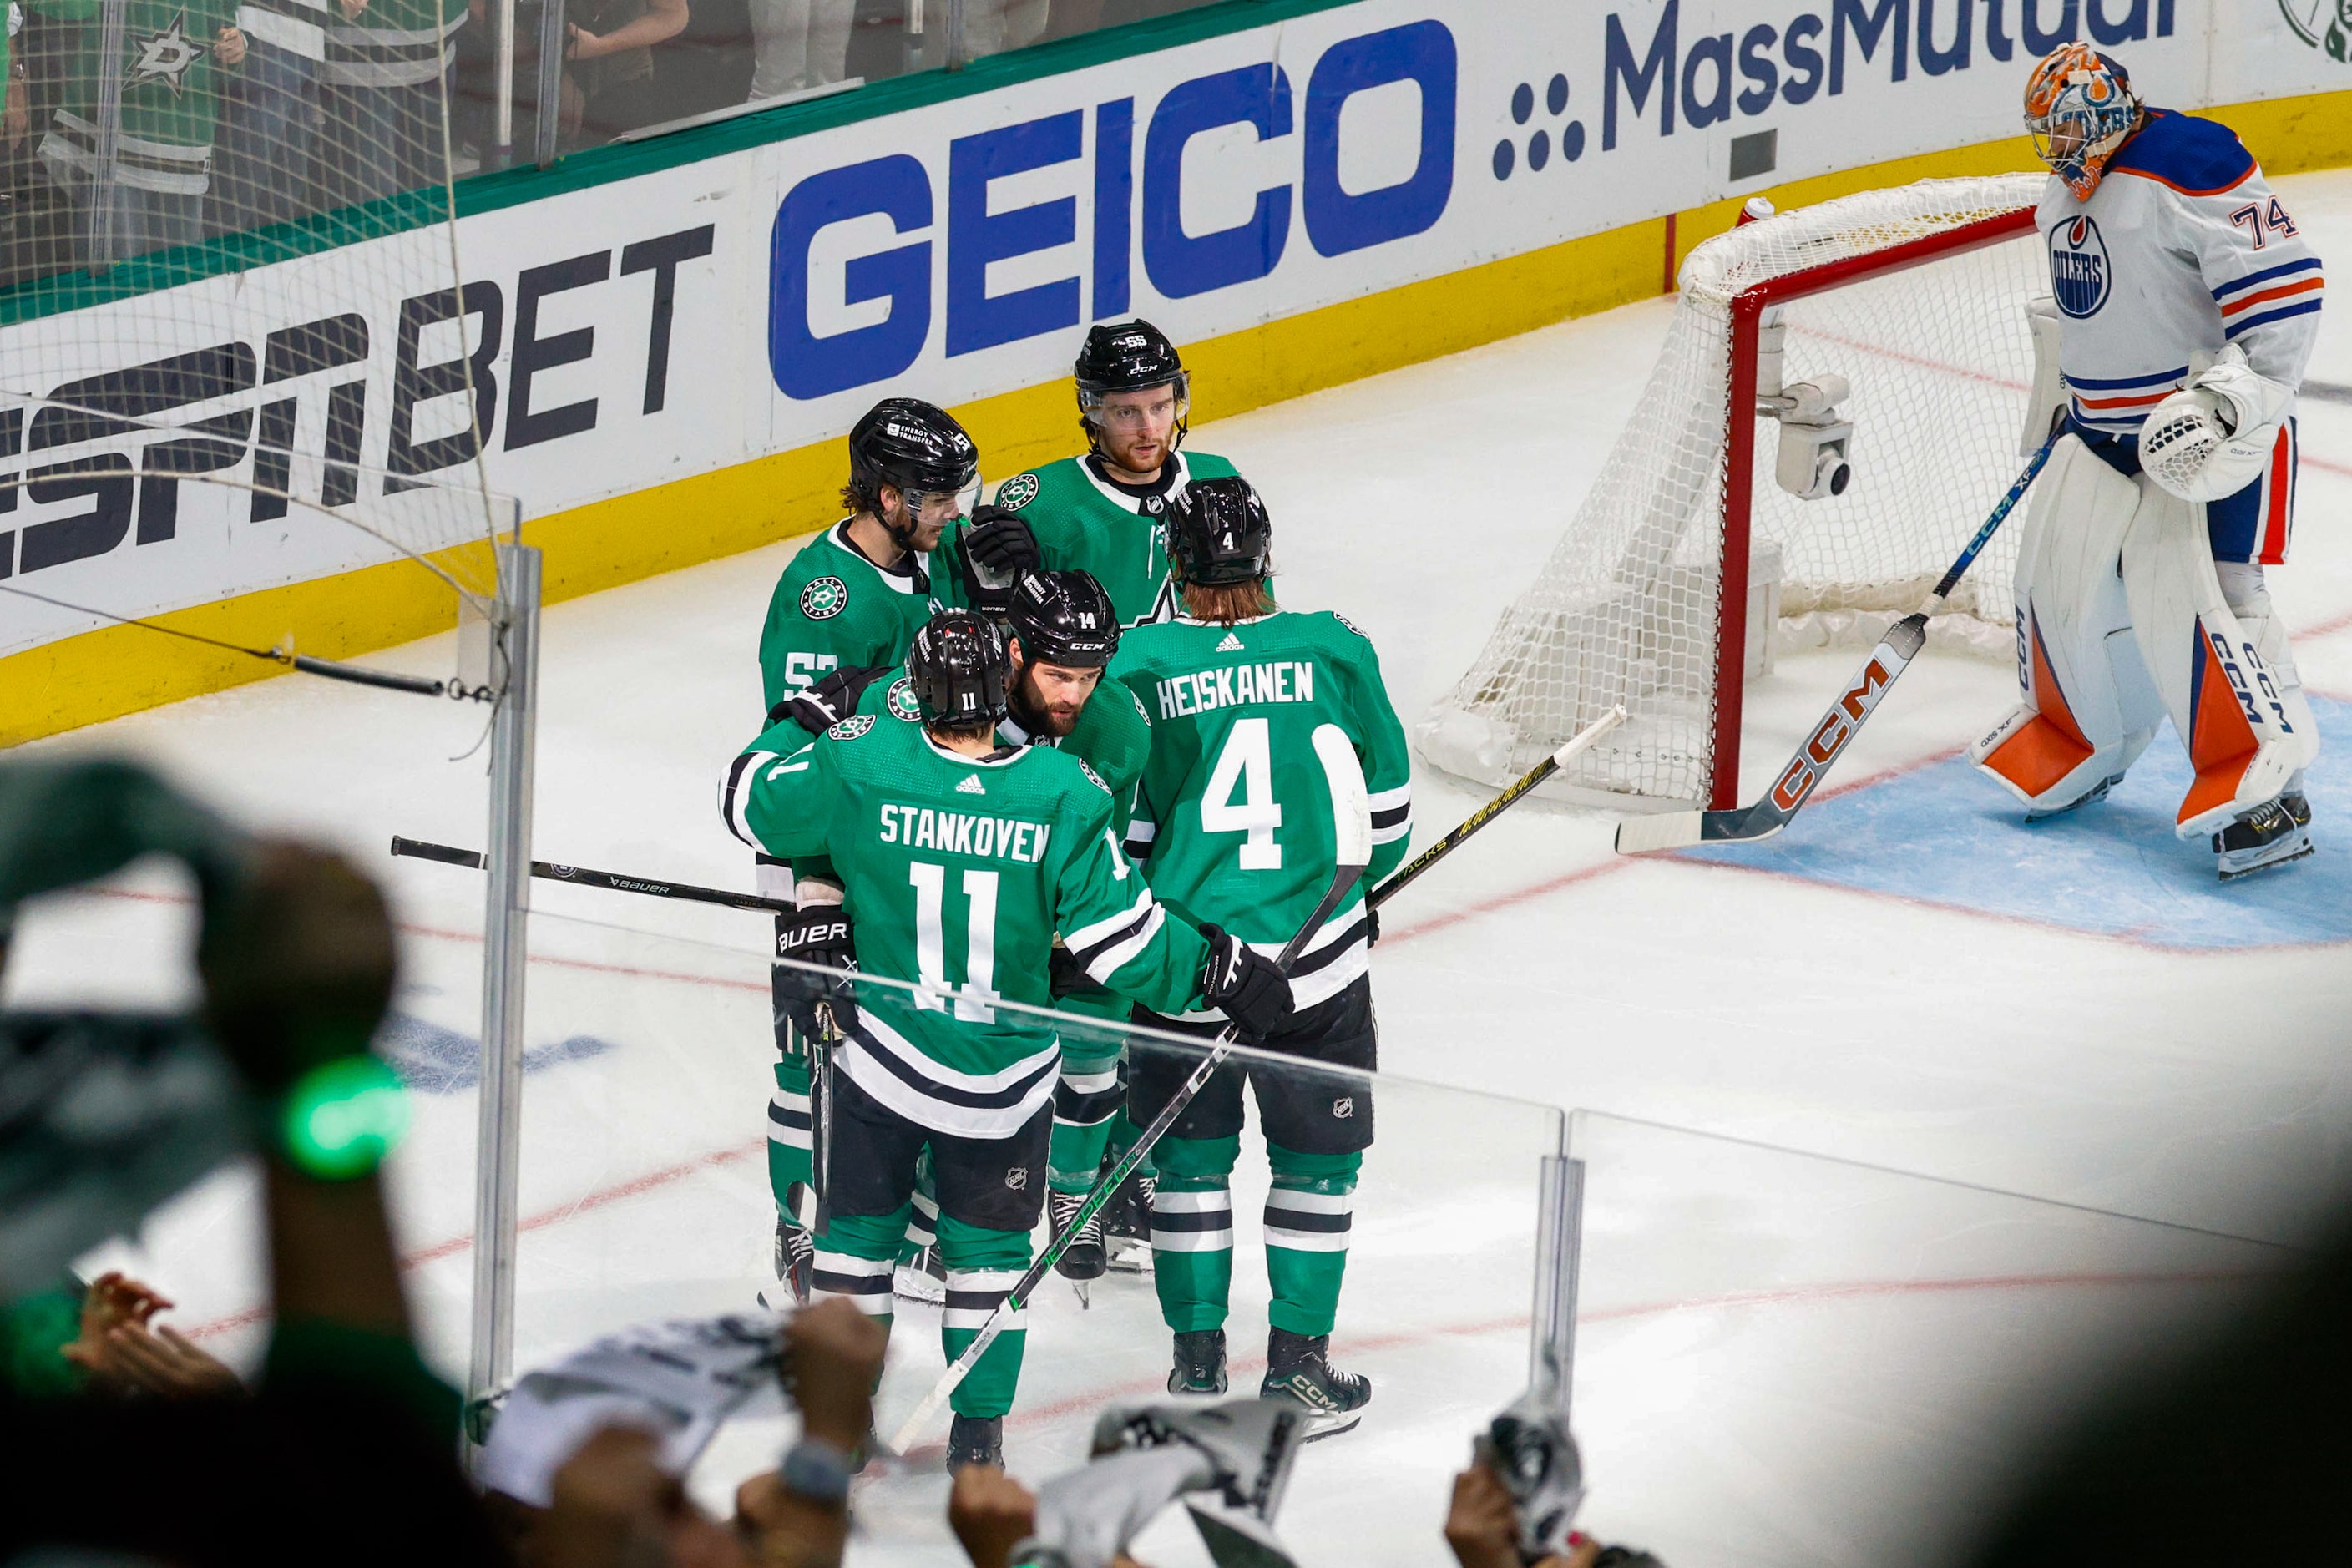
8, 169, 2352, 1566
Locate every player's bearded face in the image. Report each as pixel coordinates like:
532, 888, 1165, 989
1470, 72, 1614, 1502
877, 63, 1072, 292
1014, 657, 1101, 736
1095, 387, 1182, 473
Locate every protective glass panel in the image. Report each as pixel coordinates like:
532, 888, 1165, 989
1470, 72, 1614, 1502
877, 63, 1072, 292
0, 852, 487, 1383
506, 910, 1567, 1565
1565, 1110, 2296, 1568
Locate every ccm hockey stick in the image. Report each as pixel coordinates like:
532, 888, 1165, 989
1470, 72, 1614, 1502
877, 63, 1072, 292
389, 837, 795, 915
885, 724, 1374, 1458
1615, 614, 1928, 852
1368, 706, 1626, 910
1614, 436, 2055, 854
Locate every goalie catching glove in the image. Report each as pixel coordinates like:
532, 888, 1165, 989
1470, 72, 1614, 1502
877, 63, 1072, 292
773, 903, 857, 1037
1196, 923, 1293, 1039
2138, 345, 2292, 503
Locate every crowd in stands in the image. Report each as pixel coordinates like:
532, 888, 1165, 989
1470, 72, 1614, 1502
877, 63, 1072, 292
0, 0, 1214, 285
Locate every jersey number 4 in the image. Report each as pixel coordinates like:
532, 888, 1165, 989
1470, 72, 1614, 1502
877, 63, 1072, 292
1201, 716, 1283, 870
909, 862, 998, 1023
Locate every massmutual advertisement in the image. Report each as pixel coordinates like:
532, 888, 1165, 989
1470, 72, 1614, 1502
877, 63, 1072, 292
0, 0, 2342, 675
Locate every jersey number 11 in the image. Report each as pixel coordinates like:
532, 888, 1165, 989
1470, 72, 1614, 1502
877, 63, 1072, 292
910, 862, 999, 1022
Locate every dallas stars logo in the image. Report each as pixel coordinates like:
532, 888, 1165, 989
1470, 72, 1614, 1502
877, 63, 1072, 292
126, 12, 210, 96
887, 676, 923, 723
994, 473, 1040, 511
800, 575, 848, 620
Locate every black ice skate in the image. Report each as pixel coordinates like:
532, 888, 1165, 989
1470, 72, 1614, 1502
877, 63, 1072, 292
1049, 1190, 1108, 1284
945, 1414, 1004, 1471
760, 1209, 815, 1310
1167, 1328, 1227, 1394
1101, 1165, 1156, 1273
894, 1244, 947, 1305
2214, 791, 2313, 881
1261, 1328, 1368, 1439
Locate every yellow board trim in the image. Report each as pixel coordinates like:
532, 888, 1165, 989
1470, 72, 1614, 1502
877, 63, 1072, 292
6, 86, 2347, 747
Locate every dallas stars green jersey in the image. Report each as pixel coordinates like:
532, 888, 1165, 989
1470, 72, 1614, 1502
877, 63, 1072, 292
37, 0, 242, 193
935, 450, 1239, 629
757, 520, 937, 719
721, 712, 1209, 1138
1110, 609, 1412, 1014
847, 665, 1153, 1029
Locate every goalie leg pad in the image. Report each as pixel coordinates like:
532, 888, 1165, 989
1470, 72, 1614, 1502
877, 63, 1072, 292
2120, 483, 2301, 838
2216, 561, 2320, 779
1972, 436, 2162, 810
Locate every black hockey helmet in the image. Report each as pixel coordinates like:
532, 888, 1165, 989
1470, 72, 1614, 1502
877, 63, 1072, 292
1075, 320, 1189, 452
907, 608, 1011, 728
1165, 477, 1272, 588
1007, 569, 1120, 670
848, 398, 980, 539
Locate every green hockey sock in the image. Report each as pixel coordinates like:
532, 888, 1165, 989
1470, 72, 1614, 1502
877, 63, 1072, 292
898, 1152, 938, 1264
1264, 1145, 1360, 1338
1105, 1106, 1156, 1178
1150, 1135, 1238, 1333
768, 1053, 813, 1207
812, 1207, 900, 1329
936, 1213, 1031, 1418
1048, 1050, 1123, 1193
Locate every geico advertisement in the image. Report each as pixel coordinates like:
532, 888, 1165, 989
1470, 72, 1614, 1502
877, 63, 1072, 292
3, 0, 2339, 658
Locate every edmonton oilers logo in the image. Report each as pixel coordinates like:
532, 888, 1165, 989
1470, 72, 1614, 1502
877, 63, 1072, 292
2048, 215, 2111, 318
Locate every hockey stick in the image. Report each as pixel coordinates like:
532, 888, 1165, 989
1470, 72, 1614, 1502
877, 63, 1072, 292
884, 724, 1374, 1458
389, 837, 795, 914
1368, 706, 1626, 910
1613, 436, 2055, 855
1922, 429, 2058, 611
1613, 614, 1927, 852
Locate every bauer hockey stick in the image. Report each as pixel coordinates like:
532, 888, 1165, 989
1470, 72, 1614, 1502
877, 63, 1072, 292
884, 724, 1374, 1458
1367, 706, 1626, 911
389, 837, 796, 915
1614, 434, 2056, 854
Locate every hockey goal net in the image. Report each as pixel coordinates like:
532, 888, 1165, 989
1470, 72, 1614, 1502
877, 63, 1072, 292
1419, 175, 2049, 810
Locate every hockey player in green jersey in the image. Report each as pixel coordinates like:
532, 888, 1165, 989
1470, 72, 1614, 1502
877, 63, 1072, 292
751, 397, 976, 1308
933, 319, 1239, 627
1108, 476, 1413, 1433
758, 397, 976, 720
720, 608, 1294, 1470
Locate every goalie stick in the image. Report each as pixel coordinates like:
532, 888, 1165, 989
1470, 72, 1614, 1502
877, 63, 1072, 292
1614, 614, 1927, 852
884, 723, 1373, 1459
1615, 437, 2054, 853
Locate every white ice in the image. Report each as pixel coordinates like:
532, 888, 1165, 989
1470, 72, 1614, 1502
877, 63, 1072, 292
8, 169, 2351, 1567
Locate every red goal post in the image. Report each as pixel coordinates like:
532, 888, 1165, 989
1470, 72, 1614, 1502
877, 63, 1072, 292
1419, 175, 2051, 812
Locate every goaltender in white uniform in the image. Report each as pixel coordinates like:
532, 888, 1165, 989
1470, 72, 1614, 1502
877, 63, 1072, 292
1974, 43, 2325, 878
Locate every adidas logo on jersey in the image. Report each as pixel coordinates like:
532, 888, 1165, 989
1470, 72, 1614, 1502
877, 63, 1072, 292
1215, 631, 1244, 652
957, 775, 986, 795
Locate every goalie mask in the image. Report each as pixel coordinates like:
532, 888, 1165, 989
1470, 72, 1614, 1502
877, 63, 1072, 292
2024, 43, 2140, 200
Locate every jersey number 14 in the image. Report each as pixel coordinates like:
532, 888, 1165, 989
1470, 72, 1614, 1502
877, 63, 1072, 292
1201, 716, 1284, 870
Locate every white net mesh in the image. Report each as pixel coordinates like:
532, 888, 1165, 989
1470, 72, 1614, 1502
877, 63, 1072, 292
0, 0, 506, 679
1420, 175, 2049, 806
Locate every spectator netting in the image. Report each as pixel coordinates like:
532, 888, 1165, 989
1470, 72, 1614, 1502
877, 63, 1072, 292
1419, 176, 2050, 807
0, 0, 509, 685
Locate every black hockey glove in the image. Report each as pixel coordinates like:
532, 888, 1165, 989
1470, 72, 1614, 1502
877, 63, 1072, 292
773, 904, 857, 1039
1050, 942, 1111, 1000
959, 505, 1041, 615
1196, 923, 1292, 1039
773, 663, 888, 735
1363, 902, 1380, 948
